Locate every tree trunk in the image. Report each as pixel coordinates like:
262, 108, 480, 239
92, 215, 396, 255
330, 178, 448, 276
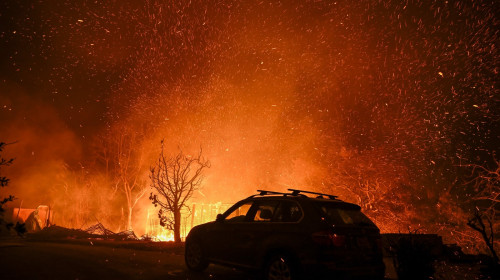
127, 206, 133, 231
174, 209, 181, 243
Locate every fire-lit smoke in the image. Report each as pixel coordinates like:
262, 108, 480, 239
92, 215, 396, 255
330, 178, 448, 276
1, 1, 498, 251
0, 84, 82, 206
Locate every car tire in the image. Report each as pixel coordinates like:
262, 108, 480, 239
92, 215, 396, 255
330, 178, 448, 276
264, 254, 297, 280
185, 239, 209, 271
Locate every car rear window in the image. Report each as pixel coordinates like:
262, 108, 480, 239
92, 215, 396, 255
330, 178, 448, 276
318, 203, 375, 226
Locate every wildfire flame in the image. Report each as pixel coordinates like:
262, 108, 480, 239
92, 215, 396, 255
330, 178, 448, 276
151, 229, 175, 242
1, 0, 497, 255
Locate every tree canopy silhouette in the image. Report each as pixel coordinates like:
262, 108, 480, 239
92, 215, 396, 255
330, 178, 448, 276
150, 141, 210, 243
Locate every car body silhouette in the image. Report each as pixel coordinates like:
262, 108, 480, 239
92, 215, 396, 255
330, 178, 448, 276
185, 189, 385, 280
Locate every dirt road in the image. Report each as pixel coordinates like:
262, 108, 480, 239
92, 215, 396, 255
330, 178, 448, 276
0, 240, 255, 280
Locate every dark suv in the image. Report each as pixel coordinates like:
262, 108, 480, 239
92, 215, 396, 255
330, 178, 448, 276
185, 189, 385, 279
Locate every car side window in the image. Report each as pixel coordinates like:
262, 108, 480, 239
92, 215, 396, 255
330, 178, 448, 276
319, 205, 375, 226
337, 209, 355, 224
274, 201, 303, 222
248, 201, 279, 222
320, 206, 345, 224
225, 201, 253, 222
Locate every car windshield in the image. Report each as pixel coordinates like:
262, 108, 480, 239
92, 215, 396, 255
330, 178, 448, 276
318, 203, 375, 226
225, 201, 253, 222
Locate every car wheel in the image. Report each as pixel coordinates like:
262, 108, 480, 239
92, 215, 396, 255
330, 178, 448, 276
185, 239, 208, 271
265, 255, 296, 280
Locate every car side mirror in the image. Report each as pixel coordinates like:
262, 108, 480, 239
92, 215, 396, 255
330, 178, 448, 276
216, 214, 224, 222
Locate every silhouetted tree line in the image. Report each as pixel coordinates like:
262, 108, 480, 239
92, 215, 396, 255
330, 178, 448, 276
0, 142, 25, 235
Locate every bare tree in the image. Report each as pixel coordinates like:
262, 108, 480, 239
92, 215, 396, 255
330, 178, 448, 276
149, 141, 210, 243
113, 132, 149, 232
465, 157, 499, 212
463, 157, 499, 263
467, 210, 498, 263
56, 164, 93, 229
322, 148, 411, 232
54, 163, 116, 230
94, 127, 149, 232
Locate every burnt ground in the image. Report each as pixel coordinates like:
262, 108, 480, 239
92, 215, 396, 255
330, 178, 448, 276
0, 237, 493, 280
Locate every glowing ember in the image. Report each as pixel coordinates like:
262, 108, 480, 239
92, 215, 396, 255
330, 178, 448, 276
0, 0, 497, 254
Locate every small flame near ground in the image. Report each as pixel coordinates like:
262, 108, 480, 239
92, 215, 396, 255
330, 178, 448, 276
145, 202, 231, 242
151, 229, 175, 242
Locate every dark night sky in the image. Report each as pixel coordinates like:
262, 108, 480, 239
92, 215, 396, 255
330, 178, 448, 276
0, 1, 143, 137
1, 1, 497, 145
1, 1, 497, 156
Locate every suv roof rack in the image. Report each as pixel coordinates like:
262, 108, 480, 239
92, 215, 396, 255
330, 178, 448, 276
253, 190, 307, 198
256, 190, 287, 196
248, 189, 339, 200
288, 189, 338, 200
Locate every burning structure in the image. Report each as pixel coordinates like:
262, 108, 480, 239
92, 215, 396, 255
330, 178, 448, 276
145, 202, 232, 241
0, 0, 498, 255
11, 205, 53, 232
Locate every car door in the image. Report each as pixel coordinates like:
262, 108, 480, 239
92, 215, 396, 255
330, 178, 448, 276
227, 200, 280, 267
205, 200, 255, 263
